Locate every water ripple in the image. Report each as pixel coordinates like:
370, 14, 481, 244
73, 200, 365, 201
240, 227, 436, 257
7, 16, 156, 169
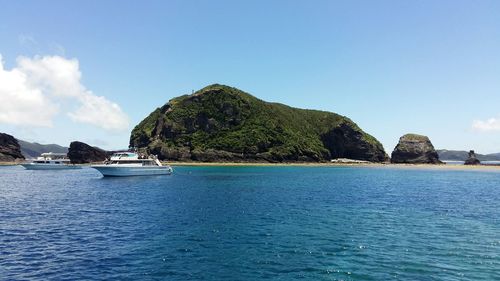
1, 165, 499, 280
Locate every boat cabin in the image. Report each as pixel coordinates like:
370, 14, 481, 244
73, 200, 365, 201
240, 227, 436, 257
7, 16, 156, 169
33, 153, 70, 164
107, 152, 163, 166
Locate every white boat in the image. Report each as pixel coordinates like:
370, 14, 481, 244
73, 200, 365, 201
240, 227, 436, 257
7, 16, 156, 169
20, 152, 81, 170
91, 152, 173, 177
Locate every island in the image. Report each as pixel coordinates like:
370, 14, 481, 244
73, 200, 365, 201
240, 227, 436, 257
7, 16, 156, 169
130, 84, 388, 163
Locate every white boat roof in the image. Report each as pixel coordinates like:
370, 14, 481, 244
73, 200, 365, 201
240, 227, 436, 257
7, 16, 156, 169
110, 152, 140, 161
34, 158, 70, 162
111, 152, 139, 159
41, 152, 67, 157
109, 152, 162, 164
112, 152, 136, 156
37, 152, 68, 160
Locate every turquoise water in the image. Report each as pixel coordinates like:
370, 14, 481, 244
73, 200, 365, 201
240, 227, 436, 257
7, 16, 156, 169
1, 165, 499, 280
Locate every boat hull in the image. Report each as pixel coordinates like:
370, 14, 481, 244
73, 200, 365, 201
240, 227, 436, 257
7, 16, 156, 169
91, 165, 173, 177
20, 163, 82, 170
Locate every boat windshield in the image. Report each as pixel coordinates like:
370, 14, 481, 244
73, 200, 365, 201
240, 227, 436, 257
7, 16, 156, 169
109, 160, 155, 165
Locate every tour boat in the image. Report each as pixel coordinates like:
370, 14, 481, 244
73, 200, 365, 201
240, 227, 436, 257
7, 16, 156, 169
20, 152, 81, 170
91, 152, 173, 177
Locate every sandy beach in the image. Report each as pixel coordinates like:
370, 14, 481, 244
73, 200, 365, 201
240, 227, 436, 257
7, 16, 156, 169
0, 162, 23, 166
165, 161, 500, 172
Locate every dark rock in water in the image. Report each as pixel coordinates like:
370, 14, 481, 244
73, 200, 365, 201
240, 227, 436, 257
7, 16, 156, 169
464, 150, 481, 165
130, 84, 388, 162
0, 133, 25, 162
391, 134, 442, 164
68, 141, 108, 164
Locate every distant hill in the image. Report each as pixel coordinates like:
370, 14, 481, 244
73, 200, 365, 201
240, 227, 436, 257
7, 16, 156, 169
437, 149, 500, 161
17, 139, 68, 158
130, 84, 388, 162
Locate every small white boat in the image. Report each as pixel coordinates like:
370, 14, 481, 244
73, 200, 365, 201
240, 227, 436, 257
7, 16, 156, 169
20, 152, 81, 170
91, 152, 172, 177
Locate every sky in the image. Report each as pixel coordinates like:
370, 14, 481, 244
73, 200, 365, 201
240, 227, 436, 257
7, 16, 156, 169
1, 0, 500, 153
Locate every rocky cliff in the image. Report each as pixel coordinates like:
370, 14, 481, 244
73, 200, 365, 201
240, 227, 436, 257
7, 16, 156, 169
130, 84, 388, 162
391, 134, 442, 164
0, 133, 25, 162
464, 150, 481, 165
67, 141, 108, 164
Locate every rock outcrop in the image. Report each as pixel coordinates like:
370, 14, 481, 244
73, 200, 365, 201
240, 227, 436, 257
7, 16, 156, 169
464, 150, 481, 165
0, 133, 25, 162
391, 134, 442, 164
67, 141, 108, 164
130, 84, 388, 162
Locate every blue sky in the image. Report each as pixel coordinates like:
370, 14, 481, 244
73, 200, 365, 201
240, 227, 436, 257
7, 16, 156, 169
1, 0, 500, 153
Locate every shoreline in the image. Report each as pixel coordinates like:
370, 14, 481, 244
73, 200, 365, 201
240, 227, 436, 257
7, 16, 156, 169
2, 161, 500, 172
165, 161, 500, 171
0, 162, 23, 166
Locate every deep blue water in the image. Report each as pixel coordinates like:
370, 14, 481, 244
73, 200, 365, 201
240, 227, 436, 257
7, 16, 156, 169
1, 165, 499, 280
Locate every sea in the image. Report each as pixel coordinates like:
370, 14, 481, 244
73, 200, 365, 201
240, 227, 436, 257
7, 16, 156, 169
1, 165, 499, 280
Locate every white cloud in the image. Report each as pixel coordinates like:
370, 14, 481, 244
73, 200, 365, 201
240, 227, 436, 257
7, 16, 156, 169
17, 55, 84, 98
0, 53, 129, 131
68, 92, 129, 131
0, 55, 58, 127
472, 117, 500, 132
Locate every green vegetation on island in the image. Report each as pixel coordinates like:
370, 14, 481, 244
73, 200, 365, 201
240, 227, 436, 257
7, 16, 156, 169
130, 84, 388, 162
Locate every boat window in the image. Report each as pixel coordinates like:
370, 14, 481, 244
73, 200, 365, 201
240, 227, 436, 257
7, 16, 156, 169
110, 160, 135, 164
108, 160, 155, 165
